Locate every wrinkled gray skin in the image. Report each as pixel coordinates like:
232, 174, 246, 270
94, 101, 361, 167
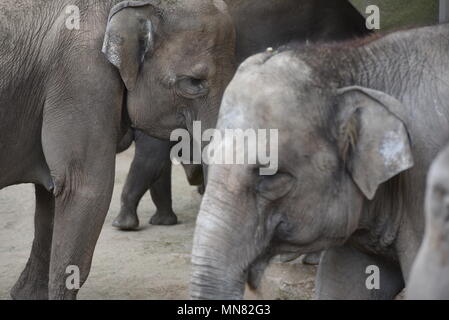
191, 24, 449, 300
407, 145, 449, 299
0, 0, 235, 299
112, 0, 370, 231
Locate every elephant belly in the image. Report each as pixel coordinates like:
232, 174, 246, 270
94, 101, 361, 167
0, 95, 51, 191
0, 134, 51, 191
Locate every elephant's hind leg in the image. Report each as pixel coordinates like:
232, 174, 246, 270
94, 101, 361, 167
149, 160, 177, 226
11, 184, 55, 300
112, 151, 152, 230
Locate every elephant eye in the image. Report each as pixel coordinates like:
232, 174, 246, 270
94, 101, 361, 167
176, 76, 209, 99
256, 173, 295, 201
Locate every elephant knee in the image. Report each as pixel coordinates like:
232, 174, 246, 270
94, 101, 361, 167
51, 160, 85, 200
50, 159, 113, 208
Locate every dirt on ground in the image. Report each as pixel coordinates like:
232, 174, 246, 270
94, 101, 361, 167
0, 147, 316, 300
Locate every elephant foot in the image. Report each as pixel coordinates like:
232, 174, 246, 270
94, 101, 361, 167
11, 275, 48, 300
301, 251, 322, 265
150, 210, 178, 226
112, 210, 139, 230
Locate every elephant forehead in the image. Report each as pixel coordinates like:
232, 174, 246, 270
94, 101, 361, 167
163, 0, 232, 32
219, 83, 298, 130
238, 50, 311, 79
222, 68, 314, 124
266, 52, 312, 81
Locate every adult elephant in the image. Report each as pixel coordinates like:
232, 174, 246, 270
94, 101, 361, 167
112, 0, 370, 231
407, 144, 449, 299
229, 0, 369, 63
0, 0, 235, 299
190, 24, 449, 299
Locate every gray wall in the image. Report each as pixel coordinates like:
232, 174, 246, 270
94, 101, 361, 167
441, 0, 449, 22
350, 0, 439, 30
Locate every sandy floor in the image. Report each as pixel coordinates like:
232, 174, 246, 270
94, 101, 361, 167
0, 147, 316, 300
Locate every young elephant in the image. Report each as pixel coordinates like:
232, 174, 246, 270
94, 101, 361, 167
112, 0, 370, 231
0, 0, 235, 299
407, 145, 449, 299
190, 24, 449, 299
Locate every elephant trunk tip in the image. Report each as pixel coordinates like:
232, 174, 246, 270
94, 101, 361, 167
190, 268, 246, 300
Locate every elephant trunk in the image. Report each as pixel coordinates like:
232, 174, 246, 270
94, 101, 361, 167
190, 176, 257, 300
407, 231, 449, 299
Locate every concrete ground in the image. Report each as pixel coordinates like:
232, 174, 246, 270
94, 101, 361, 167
0, 147, 316, 300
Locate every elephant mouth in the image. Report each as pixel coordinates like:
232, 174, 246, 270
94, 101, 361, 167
246, 247, 308, 290
246, 252, 276, 290
279, 251, 303, 263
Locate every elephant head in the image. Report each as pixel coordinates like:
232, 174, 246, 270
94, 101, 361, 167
191, 50, 414, 299
102, 0, 236, 139
408, 146, 449, 299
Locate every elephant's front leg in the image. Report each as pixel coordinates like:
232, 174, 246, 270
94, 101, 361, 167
44, 142, 116, 299
315, 245, 404, 300
11, 185, 55, 300
113, 134, 176, 230
41, 93, 120, 299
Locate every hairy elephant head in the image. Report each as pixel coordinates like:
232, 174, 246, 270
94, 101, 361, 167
191, 50, 414, 299
102, 0, 236, 139
408, 145, 449, 299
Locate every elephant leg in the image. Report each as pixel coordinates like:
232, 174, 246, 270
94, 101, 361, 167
315, 245, 404, 300
44, 148, 116, 300
149, 160, 177, 226
112, 156, 148, 230
11, 185, 55, 300
41, 97, 119, 299
48, 169, 115, 299
113, 132, 175, 230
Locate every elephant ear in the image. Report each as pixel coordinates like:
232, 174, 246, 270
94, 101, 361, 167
336, 86, 414, 200
102, 1, 157, 91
